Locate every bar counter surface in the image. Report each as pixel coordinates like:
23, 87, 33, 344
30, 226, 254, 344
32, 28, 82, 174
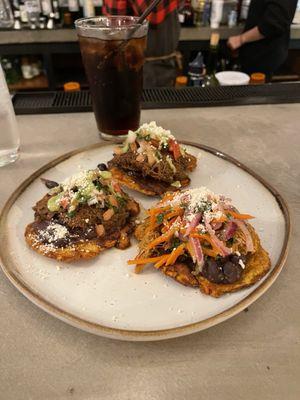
0, 25, 300, 44
0, 105, 299, 399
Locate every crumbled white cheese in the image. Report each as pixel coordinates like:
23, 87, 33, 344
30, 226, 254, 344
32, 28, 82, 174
138, 121, 175, 142
42, 223, 68, 242
165, 187, 232, 226
62, 170, 96, 192
239, 259, 246, 269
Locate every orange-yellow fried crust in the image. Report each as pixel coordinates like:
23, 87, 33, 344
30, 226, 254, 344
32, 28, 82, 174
25, 222, 132, 263
134, 219, 271, 297
110, 166, 190, 196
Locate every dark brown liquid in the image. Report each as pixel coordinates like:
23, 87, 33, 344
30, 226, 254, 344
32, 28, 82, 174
78, 35, 146, 136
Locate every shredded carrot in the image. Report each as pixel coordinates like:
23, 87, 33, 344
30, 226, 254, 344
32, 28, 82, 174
154, 255, 169, 269
148, 205, 171, 216
226, 210, 254, 220
202, 247, 219, 258
165, 243, 186, 266
128, 255, 168, 265
146, 229, 175, 250
190, 233, 222, 255
160, 192, 175, 203
212, 215, 228, 223
164, 207, 183, 220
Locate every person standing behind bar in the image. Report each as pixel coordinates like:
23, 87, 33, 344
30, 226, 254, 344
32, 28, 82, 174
227, 0, 298, 77
102, 0, 181, 88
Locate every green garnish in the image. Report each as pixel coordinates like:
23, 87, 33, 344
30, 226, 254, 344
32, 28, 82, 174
116, 196, 127, 207
67, 211, 76, 218
99, 171, 112, 180
170, 237, 181, 250
47, 193, 63, 212
156, 213, 164, 224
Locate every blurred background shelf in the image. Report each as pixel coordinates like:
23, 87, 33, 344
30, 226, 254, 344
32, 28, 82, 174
8, 74, 49, 91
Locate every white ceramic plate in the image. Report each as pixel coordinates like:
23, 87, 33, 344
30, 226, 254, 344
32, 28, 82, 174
0, 143, 290, 341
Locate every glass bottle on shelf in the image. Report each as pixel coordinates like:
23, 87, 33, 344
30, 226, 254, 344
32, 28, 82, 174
193, 0, 205, 27
24, 0, 41, 23
82, 0, 95, 18
19, 0, 28, 23
13, 10, 22, 29
179, 0, 194, 26
188, 51, 205, 86
0, 0, 14, 28
202, 0, 211, 26
40, 0, 53, 16
68, 0, 80, 22
240, 0, 250, 22
52, 0, 61, 24
202, 32, 220, 87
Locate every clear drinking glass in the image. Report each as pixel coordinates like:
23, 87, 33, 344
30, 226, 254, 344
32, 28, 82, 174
0, 64, 20, 167
75, 16, 148, 141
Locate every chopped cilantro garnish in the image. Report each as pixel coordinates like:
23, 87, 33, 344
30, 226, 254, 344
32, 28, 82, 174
156, 213, 164, 224
170, 237, 181, 250
67, 211, 76, 218
117, 196, 127, 207
194, 201, 212, 214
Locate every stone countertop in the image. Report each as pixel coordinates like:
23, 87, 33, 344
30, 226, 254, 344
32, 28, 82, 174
0, 106, 299, 400
0, 25, 300, 44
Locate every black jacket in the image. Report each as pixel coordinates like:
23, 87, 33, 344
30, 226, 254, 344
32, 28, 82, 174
240, 0, 298, 75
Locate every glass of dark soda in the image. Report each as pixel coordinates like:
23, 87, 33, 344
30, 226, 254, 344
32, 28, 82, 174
75, 16, 148, 141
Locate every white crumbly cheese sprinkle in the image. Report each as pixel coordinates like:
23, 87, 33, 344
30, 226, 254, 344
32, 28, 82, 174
239, 259, 246, 269
138, 121, 175, 143
42, 223, 68, 242
62, 170, 96, 192
166, 187, 232, 225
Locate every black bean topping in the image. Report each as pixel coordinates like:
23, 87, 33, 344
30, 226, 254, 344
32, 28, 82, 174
40, 178, 59, 189
223, 261, 243, 284
202, 259, 225, 284
97, 163, 108, 171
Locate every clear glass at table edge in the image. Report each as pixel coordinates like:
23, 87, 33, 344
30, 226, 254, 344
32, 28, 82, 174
0, 64, 20, 167
75, 16, 148, 142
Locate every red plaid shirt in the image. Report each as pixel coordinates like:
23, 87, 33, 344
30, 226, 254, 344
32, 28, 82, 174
102, 0, 180, 25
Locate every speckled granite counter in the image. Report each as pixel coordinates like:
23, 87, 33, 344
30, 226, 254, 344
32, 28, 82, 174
0, 105, 299, 400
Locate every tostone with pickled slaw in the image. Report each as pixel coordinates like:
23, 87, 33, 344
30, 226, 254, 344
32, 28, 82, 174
129, 187, 271, 297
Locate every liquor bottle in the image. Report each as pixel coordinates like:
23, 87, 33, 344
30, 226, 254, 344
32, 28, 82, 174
40, 0, 53, 16
24, 0, 41, 22
52, 0, 61, 23
68, 0, 80, 21
178, 0, 194, 27
188, 51, 205, 86
240, 0, 250, 22
202, 0, 211, 26
0, 0, 14, 27
210, 0, 224, 29
13, 10, 22, 28
82, 0, 94, 17
193, 0, 205, 27
19, 0, 28, 23
201, 32, 220, 87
